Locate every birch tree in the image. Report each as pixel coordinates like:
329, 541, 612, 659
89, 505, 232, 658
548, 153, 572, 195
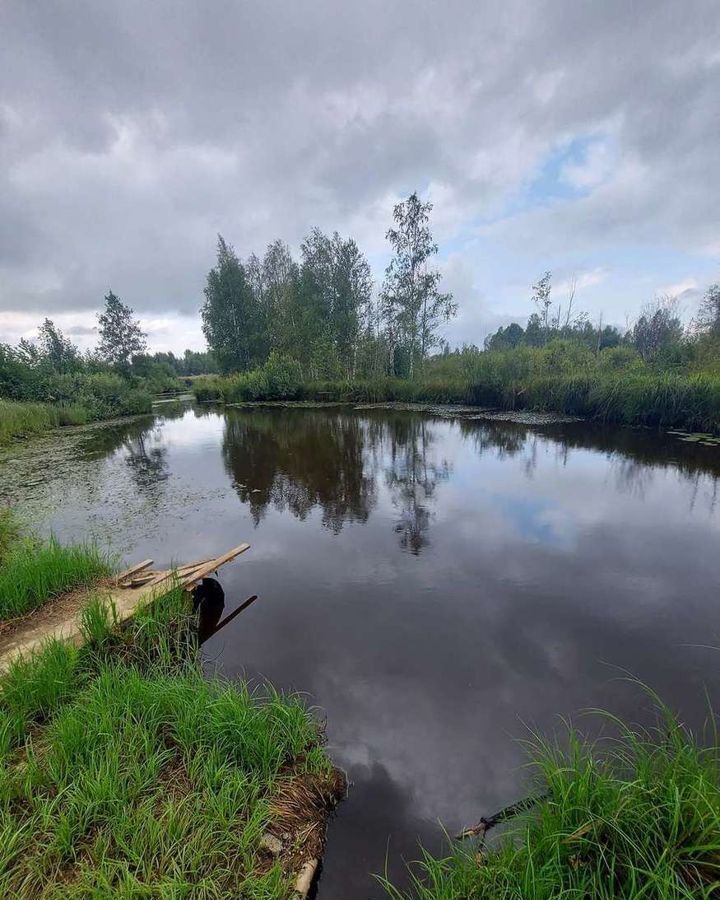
381, 193, 455, 378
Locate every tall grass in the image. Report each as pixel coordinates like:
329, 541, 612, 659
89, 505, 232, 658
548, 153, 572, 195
382, 709, 720, 899
0, 380, 153, 446
0, 536, 111, 620
0, 583, 337, 897
193, 368, 720, 432
0, 399, 69, 445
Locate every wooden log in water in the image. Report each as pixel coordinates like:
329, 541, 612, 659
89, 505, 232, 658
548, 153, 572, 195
214, 595, 258, 630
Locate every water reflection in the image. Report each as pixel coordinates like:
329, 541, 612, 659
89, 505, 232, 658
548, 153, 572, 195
217, 409, 720, 552
220, 409, 455, 551
383, 415, 450, 554
16, 405, 720, 899
122, 429, 170, 492
222, 410, 376, 532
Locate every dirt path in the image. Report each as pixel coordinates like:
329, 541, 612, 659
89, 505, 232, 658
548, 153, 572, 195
0, 581, 156, 671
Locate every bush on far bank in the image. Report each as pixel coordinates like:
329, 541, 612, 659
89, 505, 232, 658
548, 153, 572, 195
191, 340, 720, 433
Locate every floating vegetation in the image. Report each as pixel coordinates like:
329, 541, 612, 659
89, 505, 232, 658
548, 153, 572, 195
668, 430, 720, 447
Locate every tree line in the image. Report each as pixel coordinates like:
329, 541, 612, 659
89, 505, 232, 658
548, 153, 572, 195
201, 192, 456, 379
483, 271, 720, 369
0, 292, 219, 402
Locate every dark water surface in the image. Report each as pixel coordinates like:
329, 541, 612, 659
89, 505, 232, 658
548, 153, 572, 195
5, 403, 720, 898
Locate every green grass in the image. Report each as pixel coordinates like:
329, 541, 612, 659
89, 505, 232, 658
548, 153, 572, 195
0, 384, 153, 446
382, 709, 720, 899
192, 343, 720, 432
0, 655, 334, 897
0, 399, 64, 444
0, 569, 340, 898
0, 535, 111, 621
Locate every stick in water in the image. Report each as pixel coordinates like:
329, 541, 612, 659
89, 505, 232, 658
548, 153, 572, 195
455, 793, 548, 840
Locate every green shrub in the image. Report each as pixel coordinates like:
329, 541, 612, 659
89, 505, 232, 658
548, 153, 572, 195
190, 345, 720, 432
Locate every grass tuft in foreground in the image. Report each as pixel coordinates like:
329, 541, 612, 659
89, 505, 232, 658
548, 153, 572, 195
0, 656, 336, 896
0, 534, 111, 621
0, 577, 342, 898
382, 710, 720, 899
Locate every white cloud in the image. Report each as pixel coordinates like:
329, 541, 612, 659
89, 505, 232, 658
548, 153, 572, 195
0, 0, 719, 353
659, 277, 700, 298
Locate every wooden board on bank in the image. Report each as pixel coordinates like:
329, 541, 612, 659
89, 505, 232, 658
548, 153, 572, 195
0, 542, 251, 671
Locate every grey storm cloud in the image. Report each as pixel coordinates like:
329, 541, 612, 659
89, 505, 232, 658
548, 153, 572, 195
0, 0, 719, 341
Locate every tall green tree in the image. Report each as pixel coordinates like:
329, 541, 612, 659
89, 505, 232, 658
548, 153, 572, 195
531, 271, 553, 340
296, 229, 372, 378
97, 292, 147, 368
201, 236, 267, 373
695, 283, 720, 335
37, 318, 81, 373
328, 232, 372, 376
260, 240, 300, 356
381, 193, 456, 378
631, 297, 684, 361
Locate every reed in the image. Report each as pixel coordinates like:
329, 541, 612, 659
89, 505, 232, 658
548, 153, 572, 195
192, 367, 720, 432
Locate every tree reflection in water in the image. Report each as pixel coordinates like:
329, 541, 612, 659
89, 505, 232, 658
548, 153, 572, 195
219, 406, 720, 553
222, 410, 376, 532
122, 429, 169, 495
221, 408, 452, 553
382, 414, 449, 554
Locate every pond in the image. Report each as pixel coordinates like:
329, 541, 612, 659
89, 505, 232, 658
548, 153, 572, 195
3, 402, 720, 898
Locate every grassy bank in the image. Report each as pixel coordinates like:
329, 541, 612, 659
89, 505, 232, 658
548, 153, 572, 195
0, 525, 340, 897
0, 536, 111, 621
0, 512, 111, 621
384, 710, 720, 899
0, 376, 153, 446
0, 399, 87, 445
193, 370, 720, 433
0, 645, 337, 896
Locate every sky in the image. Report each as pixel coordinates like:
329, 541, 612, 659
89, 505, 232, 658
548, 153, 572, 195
1, 0, 719, 354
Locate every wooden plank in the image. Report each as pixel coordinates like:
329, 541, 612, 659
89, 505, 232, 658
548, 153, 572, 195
181, 543, 250, 589
145, 559, 214, 588
115, 559, 153, 585
145, 569, 174, 587
128, 573, 160, 588
177, 558, 214, 574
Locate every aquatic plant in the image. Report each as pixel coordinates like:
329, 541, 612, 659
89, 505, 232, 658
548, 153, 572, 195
0, 508, 21, 562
